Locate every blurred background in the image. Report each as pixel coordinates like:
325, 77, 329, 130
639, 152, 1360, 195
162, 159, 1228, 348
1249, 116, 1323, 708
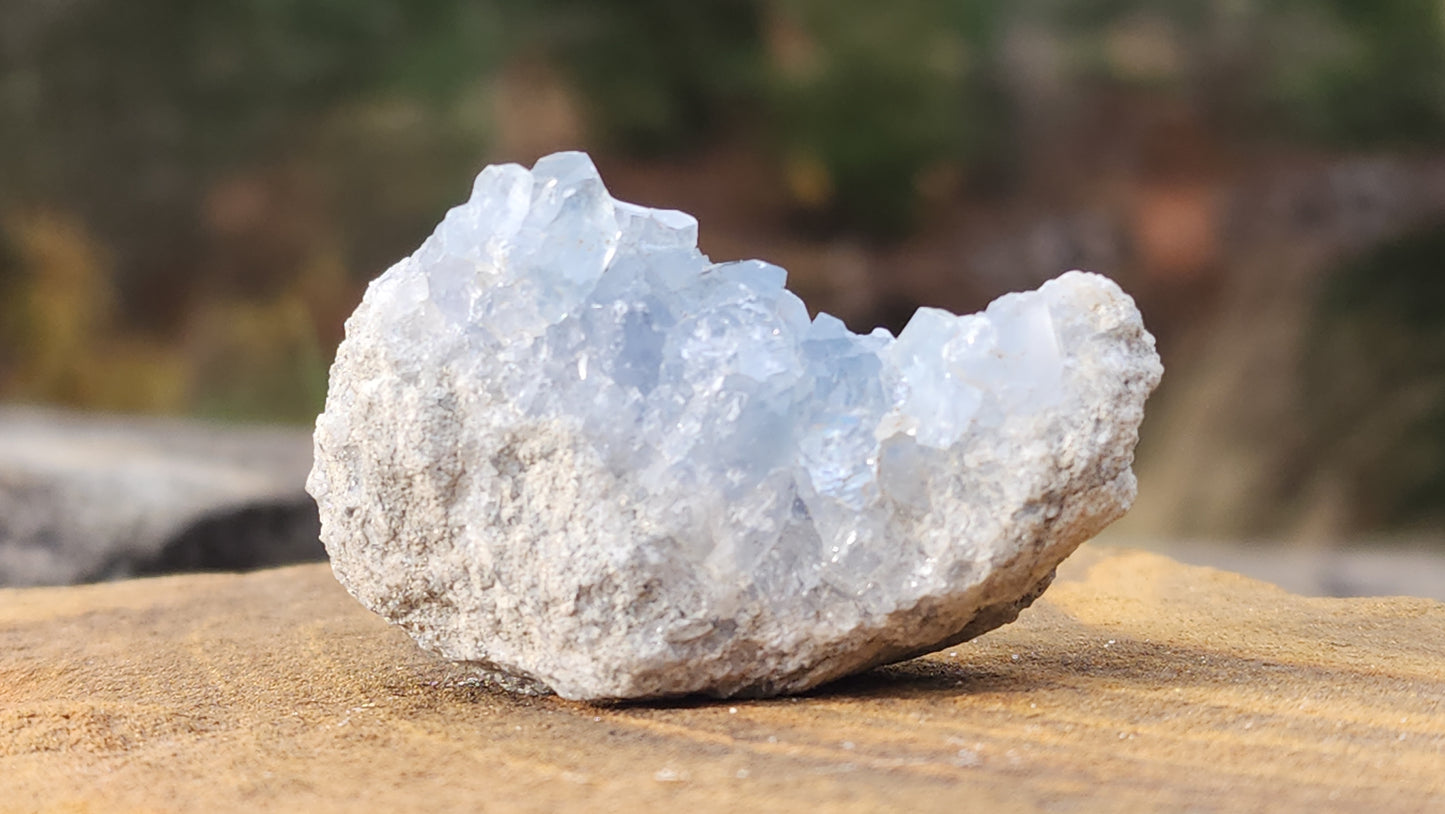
2, 0, 1444, 592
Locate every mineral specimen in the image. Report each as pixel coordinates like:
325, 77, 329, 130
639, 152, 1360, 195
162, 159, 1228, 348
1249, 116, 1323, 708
307, 151, 1162, 701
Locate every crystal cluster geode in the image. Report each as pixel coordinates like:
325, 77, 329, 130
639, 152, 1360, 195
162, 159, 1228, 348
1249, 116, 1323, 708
307, 151, 1162, 701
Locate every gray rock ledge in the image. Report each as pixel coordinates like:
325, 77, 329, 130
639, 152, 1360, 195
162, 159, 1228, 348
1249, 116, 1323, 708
0, 406, 322, 586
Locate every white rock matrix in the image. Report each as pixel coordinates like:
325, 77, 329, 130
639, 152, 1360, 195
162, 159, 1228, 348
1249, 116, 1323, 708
307, 151, 1162, 701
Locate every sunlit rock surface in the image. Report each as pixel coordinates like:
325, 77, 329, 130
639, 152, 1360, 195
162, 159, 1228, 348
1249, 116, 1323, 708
307, 152, 1163, 701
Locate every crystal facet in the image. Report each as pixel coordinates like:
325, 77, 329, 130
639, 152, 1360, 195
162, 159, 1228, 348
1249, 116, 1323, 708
307, 151, 1163, 701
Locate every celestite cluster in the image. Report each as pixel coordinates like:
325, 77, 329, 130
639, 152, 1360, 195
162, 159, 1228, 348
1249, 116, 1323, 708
307, 151, 1162, 700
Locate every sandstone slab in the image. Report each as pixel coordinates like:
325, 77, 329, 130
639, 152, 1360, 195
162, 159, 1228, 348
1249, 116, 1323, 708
1, 547, 1441, 813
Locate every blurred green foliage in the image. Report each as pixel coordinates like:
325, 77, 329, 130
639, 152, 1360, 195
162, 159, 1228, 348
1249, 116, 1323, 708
6, 0, 1444, 241
1302, 225, 1445, 530
763, 0, 1010, 233
2, 0, 1444, 424
1257, 0, 1445, 143
519, 0, 762, 153
500, 0, 1445, 228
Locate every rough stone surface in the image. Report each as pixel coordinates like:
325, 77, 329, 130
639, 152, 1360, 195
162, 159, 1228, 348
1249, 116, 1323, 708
5, 550, 1444, 814
0, 406, 323, 586
307, 151, 1163, 701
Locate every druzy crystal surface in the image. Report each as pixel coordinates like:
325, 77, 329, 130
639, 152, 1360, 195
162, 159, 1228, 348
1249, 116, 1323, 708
307, 151, 1162, 701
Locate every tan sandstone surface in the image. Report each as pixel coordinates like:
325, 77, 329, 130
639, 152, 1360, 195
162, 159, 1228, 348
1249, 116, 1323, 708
2, 546, 1442, 813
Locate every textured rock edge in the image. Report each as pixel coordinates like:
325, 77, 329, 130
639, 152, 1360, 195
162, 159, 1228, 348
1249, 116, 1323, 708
309, 270, 1160, 701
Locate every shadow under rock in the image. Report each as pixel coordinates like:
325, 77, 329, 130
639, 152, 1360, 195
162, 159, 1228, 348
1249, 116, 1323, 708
407, 626, 1440, 727
94, 497, 326, 580
804, 625, 1432, 707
